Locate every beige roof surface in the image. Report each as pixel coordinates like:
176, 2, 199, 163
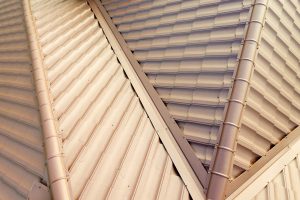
253, 156, 300, 200
227, 127, 300, 200
0, 0, 50, 199
101, 0, 253, 169
102, 0, 300, 198
1, 0, 300, 199
235, 0, 300, 177
101, 0, 300, 179
29, 0, 191, 199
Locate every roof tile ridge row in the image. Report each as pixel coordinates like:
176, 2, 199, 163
22, 0, 72, 199
87, 0, 206, 199
207, 0, 270, 199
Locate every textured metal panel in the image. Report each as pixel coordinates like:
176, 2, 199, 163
0, 0, 48, 199
235, 0, 300, 177
226, 127, 300, 199
101, 0, 252, 168
30, 0, 191, 199
252, 155, 300, 200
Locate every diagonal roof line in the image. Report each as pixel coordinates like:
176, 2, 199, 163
207, 0, 270, 199
226, 126, 300, 199
87, 0, 207, 199
227, 126, 300, 197
22, 0, 72, 199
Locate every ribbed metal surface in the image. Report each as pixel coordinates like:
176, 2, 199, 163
252, 155, 300, 200
0, 0, 48, 199
101, 0, 252, 167
30, 0, 191, 199
234, 0, 300, 177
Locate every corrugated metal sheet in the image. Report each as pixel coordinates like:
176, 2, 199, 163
234, 0, 300, 177
101, 0, 253, 168
0, 0, 49, 199
252, 155, 300, 200
227, 128, 300, 200
30, 0, 191, 199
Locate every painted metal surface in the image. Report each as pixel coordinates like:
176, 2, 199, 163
102, 0, 300, 198
234, 0, 300, 177
89, 0, 208, 192
101, 0, 253, 169
251, 156, 300, 200
1, 0, 300, 199
227, 126, 300, 200
0, 0, 49, 199
207, 1, 269, 198
24, 0, 72, 198
30, 0, 192, 199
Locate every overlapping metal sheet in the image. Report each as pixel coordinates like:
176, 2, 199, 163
0, 0, 49, 199
30, 0, 191, 199
234, 0, 300, 177
227, 128, 300, 200
252, 155, 300, 200
101, 0, 253, 168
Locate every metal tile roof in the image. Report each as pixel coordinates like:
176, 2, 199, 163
227, 127, 300, 200
102, 0, 300, 197
0, 0, 49, 199
235, 0, 300, 177
1, 0, 300, 199
29, 0, 192, 199
253, 156, 300, 200
101, 0, 253, 169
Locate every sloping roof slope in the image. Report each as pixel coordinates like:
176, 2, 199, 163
253, 156, 300, 200
36, 0, 300, 198
234, 0, 300, 177
227, 127, 300, 200
0, 0, 49, 199
101, 0, 253, 169
29, 0, 192, 199
2, 0, 300, 199
102, 0, 300, 198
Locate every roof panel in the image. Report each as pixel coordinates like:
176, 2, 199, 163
247, 156, 300, 200
0, 0, 48, 199
101, 0, 252, 168
227, 127, 300, 200
236, 0, 300, 177
30, 0, 191, 199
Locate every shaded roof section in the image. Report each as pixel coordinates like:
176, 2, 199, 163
102, 0, 300, 197
227, 127, 300, 200
1, 0, 300, 199
29, 0, 194, 199
232, 0, 300, 177
101, 0, 300, 172
101, 0, 253, 168
252, 156, 300, 200
0, 0, 50, 199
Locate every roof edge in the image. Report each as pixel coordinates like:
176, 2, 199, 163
207, 0, 269, 199
227, 125, 300, 196
22, 0, 72, 199
226, 126, 300, 200
87, 0, 206, 199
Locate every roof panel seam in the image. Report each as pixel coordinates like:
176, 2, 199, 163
207, 1, 270, 199
22, 0, 72, 199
